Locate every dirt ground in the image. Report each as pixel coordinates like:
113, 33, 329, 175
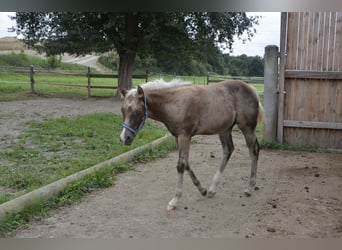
1, 98, 342, 238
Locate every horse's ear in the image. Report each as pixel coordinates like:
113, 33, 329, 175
137, 85, 144, 99
120, 88, 127, 99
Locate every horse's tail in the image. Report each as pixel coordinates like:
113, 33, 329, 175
249, 84, 265, 125
257, 102, 265, 125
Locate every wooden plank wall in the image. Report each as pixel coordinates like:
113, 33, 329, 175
282, 12, 342, 149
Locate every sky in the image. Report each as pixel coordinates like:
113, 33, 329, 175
0, 12, 280, 57
229, 12, 280, 56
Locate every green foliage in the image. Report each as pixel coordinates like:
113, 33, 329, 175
46, 55, 62, 69
99, 52, 265, 76
0, 52, 87, 70
13, 12, 259, 88
0, 52, 40, 68
13, 12, 258, 56
223, 54, 264, 76
98, 52, 119, 71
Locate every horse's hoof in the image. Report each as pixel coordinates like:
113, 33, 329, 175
244, 189, 252, 197
166, 204, 177, 211
207, 191, 216, 198
201, 189, 207, 197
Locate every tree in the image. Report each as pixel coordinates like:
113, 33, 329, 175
12, 12, 258, 93
247, 55, 264, 76
222, 54, 264, 76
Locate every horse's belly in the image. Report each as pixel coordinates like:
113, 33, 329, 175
196, 114, 235, 135
194, 99, 236, 135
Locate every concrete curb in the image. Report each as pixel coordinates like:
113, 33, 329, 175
0, 133, 173, 221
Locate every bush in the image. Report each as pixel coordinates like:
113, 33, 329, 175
98, 52, 119, 71
46, 55, 61, 69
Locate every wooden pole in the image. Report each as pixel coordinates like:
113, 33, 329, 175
29, 65, 36, 94
277, 12, 288, 144
263, 45, 279, 142
87, 66, 91, 98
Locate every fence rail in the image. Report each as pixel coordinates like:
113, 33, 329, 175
206, 74, 264, 85
0, 66, 149, 97
1, 66, 264, 98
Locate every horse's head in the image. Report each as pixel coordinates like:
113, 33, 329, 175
119, 85, 148, 145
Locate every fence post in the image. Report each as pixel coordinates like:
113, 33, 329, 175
263, 45, 279, 142
29, 65, 36, 94
87, 67, 91, 98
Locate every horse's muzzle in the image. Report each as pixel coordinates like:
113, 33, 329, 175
119, 128, 134, 145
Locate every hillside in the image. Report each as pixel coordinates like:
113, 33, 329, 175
0, 37, 109, 72
0, 37, 26, 51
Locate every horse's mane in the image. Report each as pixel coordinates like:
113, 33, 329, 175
127, 79, 191, 96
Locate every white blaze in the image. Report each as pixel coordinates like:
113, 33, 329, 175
119, 128, 127, 143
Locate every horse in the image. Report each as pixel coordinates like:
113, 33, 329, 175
119, 79, 264, 211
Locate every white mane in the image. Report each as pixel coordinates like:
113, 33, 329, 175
127, 78, 191, 96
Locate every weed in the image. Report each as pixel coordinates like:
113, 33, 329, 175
260, 139, 319, 152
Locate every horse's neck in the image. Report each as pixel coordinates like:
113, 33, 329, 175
145, 90, 173, 123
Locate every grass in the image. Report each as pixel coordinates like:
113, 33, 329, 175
0, 112, 176, 235
0, 52, 122, 101
259, 139, 319, 152
0, 136, 177, 236
0, 113, 168, 202
0, 71, 264, 101
0, 71, 150, 101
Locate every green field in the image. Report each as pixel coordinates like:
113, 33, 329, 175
0, 51, 265, 101
0, 70, 264, 102
0, 113, 170, 204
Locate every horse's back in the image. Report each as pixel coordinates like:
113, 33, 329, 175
209, 80, 259, 99
156, 80, 261, 135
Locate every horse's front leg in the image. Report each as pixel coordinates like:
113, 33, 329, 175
166, 135, 187, 211
166, 160, 184, 211
167, 135, 206, 211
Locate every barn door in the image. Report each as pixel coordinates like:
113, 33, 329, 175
278, 12, 342, 149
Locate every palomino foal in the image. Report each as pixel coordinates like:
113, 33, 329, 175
119, 79, 264, 211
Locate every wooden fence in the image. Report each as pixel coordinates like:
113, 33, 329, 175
206, 73, 264, 85
278, 12, 342, 149
28, 66, 148, 97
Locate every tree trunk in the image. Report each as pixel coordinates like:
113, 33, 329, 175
117, 51, 136, 93
116, 13, 139, 97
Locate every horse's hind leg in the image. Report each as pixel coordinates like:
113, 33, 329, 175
240, 126, 260, 196
208, 129, 234, 198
